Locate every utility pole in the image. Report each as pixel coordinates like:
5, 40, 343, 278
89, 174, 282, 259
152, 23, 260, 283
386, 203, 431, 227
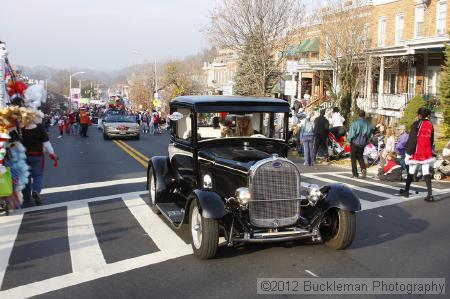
0, 41, 7, 107
154, 57, 158, 94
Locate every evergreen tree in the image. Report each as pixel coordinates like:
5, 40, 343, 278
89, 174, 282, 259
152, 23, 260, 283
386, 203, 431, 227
400, 95, 426, 131
234, 39, 280, 97
438, 45, 450, 138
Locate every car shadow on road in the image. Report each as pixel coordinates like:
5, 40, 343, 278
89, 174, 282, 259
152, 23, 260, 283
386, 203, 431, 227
350, 204, 429, 249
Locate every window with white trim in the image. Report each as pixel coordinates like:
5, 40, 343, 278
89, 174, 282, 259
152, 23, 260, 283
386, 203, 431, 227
437, 1, 447, 35
425, 66, 441, 95
395, 14, 404, 44
388, 73, 397, 94
415, 5, 424, 38
377, 17, 386, 47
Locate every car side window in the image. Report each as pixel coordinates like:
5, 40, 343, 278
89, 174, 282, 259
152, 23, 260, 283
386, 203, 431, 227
174, 107, 192, 141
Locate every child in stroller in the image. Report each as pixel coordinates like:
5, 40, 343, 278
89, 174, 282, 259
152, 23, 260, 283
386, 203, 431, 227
327, 131, 346, 160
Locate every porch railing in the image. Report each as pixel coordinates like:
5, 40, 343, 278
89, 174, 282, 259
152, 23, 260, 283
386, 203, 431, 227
357, 93, 408, 111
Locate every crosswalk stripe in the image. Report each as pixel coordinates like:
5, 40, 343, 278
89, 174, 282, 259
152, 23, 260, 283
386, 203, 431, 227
302, 173, 393, 199
122, 194, 191, 255
41, 177, 147, 195
326, 173, 416, 192
0, 213, 23, 290
306, 171, 450, 191
12, 191, 147, 214
67, 202, 107, 274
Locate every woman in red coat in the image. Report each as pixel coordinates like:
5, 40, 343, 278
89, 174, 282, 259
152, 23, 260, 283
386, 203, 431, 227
400, 107, 435, 201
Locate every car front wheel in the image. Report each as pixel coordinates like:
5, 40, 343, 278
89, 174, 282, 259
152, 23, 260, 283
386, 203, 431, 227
103, 133, 109, 140
148, 166, 160, 214
320, 208, 356, 250
190, 200, 218, 259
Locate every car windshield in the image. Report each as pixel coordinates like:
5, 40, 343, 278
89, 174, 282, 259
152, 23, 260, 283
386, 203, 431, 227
195, 112, 286, 141
105, 115, 135, 123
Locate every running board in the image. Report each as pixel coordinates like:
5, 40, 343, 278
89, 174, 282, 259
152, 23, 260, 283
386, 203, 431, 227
157, 202, 186, 227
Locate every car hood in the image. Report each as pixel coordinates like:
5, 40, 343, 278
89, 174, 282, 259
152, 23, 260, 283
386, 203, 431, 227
198, 139, 287, 173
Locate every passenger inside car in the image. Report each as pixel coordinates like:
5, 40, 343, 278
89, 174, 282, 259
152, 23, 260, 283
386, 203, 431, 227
235, 116, 253, 137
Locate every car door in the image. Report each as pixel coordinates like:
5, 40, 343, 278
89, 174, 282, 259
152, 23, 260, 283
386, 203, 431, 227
168, 107, 196, 191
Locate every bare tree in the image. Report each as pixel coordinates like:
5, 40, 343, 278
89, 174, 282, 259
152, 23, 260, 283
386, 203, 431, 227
161, 59, 204, 99
208, 0, 305, 96
318, 0, 372, 116
127, 64, 155, 110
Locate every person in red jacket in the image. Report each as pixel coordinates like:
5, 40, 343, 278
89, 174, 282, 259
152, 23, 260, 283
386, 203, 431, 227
400, 107, 435, 201
69, 112, 76, 135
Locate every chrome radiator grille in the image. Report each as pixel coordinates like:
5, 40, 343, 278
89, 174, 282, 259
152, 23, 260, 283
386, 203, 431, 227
248, 159, 301, 228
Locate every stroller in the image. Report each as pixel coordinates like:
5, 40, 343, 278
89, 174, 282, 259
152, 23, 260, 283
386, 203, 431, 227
363, 142, 379, 167
327, 131, 347, 160
433, 143, 450, 180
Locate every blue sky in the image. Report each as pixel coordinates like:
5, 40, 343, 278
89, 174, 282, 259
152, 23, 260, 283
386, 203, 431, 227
0, 0, 318, 70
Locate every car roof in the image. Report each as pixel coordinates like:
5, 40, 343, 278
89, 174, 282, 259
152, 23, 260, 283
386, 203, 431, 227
171, 96, 290, 112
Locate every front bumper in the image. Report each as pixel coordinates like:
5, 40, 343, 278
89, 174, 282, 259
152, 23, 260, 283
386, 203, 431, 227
231, 228, 319, 243
105, 131, 139, 137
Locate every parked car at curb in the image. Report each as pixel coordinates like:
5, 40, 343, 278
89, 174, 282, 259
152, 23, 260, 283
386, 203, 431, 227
146, 96, 361, 259
103, 114, 140, 140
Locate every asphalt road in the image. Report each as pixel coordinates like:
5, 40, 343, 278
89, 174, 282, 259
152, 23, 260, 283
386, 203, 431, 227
1, 125, 449, 299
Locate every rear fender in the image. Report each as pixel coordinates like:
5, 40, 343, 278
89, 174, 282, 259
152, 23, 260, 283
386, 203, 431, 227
318, 183, 361, 212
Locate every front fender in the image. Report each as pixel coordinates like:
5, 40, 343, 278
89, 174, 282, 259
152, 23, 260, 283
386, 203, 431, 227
318, 183, 361, 212
192, 189, 226, 219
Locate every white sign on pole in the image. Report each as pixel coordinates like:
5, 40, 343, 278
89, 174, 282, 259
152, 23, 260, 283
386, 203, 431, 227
70, 88, 81, 108
222, 84, 233, 96
286, 60, 298, 73
284, 81, 297, 96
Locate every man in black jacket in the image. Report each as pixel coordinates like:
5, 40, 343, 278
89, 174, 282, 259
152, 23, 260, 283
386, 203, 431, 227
313, 109, 330, 163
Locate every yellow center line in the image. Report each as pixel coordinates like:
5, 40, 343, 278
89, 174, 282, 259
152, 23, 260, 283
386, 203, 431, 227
113, 140, 148, 167
116, 140, 150, 161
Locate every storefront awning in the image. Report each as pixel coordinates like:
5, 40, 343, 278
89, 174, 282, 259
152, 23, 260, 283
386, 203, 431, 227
283, 37, 320, 57
298, 37, 320, 53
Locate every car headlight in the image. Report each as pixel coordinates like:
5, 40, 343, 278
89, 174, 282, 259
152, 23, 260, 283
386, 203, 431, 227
235, 187, 251, 207
306, 184, 322, 205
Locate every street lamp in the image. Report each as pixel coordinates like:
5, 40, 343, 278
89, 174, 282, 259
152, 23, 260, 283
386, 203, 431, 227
69, 71, 85, 110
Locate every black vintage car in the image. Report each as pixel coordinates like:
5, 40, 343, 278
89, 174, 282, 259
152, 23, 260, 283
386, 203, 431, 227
147, 96, 361, 259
